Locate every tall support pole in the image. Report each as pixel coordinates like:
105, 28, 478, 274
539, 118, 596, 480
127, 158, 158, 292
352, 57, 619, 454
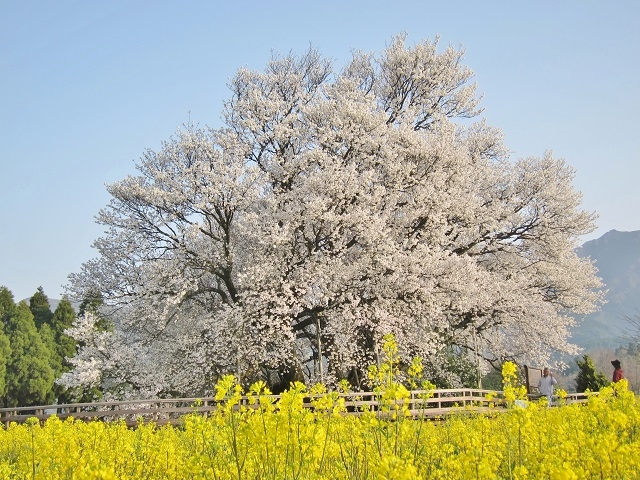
316, 315, 323, 384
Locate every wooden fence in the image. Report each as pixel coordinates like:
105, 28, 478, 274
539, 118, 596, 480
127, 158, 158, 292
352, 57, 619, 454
0, 389, 590, 428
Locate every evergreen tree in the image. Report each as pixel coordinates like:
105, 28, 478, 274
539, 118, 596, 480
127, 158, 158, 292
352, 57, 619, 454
29, 286, 53, 329
0, 287, 13, 398
77, 289, 111, 332
575, 354, 609, 393
51, 297, 77, 360
4, 302, 55, 407
39, 322, 62, 375
0, 286, 16, 324
0, 328, 10, 400
78, 288, 102, 317
50, 297, 78, 403
616, 342, 640, 358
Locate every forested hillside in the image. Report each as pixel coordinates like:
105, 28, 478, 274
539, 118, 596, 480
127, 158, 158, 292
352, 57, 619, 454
573, 230, 640, 349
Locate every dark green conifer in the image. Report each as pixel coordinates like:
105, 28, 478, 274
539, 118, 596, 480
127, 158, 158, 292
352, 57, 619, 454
51, 297, 77, 360
4, 302, 55, 407
50, 297, 78, 403
0, 286, 16, 323
575, 354, 609, 393
29, 286, 53, 329
0, 287, 13, 399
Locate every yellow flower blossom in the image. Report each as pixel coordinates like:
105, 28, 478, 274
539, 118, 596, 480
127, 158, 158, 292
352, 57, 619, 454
1, 339, 639, 479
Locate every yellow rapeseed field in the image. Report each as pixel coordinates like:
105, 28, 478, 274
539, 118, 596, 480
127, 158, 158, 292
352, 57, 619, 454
0, 345, 638, 479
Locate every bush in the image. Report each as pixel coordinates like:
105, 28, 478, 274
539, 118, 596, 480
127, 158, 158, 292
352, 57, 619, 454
575, 354, 609, 392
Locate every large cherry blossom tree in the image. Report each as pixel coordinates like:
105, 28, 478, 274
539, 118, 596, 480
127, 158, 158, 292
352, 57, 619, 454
62, 35, 602, 398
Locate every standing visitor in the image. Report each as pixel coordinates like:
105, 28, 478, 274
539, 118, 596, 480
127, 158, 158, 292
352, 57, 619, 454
611, 359, 625, 382
538, 367, 557, 406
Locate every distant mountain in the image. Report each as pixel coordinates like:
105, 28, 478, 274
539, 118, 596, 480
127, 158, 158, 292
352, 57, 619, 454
20, 297, 81, 314
48, 298, 81, 313
572, 229, 640, 349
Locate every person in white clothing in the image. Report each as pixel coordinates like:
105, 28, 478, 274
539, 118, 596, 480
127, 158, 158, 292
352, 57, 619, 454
538, 367, 558, 405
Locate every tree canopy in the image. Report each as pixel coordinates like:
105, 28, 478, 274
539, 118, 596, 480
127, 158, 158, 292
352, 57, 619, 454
64, 35, 603, 398
4, 301, 55, 406
0, 286, 81, 407
29, 286, 53, 329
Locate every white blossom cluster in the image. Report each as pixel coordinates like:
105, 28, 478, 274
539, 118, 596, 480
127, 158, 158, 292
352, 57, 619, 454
63, 35, 602, 397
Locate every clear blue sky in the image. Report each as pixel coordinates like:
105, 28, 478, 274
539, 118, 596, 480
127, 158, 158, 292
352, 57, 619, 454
1, 1, 638, 302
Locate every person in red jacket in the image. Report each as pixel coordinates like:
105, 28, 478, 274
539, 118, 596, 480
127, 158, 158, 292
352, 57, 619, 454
611, 359, 625, 382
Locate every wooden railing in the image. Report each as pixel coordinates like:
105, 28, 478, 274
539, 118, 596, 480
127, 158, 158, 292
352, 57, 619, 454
0, 389, 591, 427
